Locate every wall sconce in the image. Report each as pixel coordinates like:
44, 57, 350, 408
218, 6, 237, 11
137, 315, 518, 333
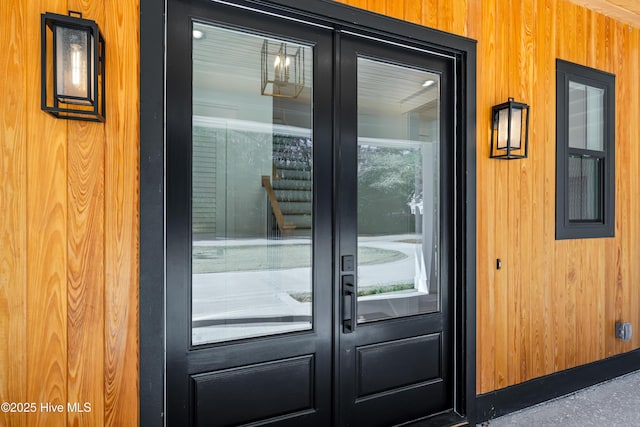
490, 97, 530, 159
41, 11, 105, 122
261, 40, 304, 98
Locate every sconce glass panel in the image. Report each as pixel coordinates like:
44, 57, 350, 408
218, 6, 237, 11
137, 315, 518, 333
55, 26, 94, 105
496, 107, 522, 149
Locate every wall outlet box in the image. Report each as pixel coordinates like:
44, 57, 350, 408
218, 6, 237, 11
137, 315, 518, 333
615, 322, 632, 342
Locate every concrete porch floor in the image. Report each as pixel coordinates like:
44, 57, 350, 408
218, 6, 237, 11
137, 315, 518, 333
478, 370, 640, 426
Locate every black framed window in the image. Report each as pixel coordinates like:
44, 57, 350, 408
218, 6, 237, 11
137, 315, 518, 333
556, 59, 615, 239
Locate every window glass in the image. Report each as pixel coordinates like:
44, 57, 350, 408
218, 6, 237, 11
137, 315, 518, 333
568, 81, 587, 149
586, 86, 604, 151
568, 155, 601, 221
568, 81, 604, 151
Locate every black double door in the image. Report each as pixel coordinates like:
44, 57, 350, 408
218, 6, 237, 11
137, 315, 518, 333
167, 1, 456, 425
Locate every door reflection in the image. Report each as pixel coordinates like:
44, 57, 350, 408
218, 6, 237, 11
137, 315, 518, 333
191, 23, 314, 345
356, 58, 441, 322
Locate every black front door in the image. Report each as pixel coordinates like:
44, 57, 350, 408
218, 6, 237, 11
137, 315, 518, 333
335, 36, 454, 426
166, 1, 457, 426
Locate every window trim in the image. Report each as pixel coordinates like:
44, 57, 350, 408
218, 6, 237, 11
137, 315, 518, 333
556, 59, 615, 240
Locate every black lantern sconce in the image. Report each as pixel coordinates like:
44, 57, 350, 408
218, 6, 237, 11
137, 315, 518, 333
41, 11, 105, 122
261, 40, 304, 99
490, 97, 530, 159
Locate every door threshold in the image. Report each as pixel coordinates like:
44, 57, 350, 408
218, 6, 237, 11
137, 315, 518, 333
396, 410, 468, 427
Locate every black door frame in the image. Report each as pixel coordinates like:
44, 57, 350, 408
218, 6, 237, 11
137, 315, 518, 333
140, 0, 477, 425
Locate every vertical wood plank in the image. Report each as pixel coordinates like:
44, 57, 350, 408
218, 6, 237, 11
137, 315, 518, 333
556, 1, 575, 374
451, 0, 468, 36
589, 9, 607, 364
104, 0, 140, 424
552, 3, 567, 373
494, 0, 510, 390
572, 4, 590, 369
615, 21, 632, 356
629, 27, 640, 351
26, 1, 68, 425
350, 0, 366, 7
518, 0, 535, 381
540, 0, 557, 377
437, 0, 453, 33
422, 0, 439, 29
553, 242, 567, 372
385, 0, 404, 20
604, 15, 619, 357
595, 242, 606, 360
530, 0, 546, 378
67, 124, 106, 427
594, 12, 607, 70
575, 2, 587, 62
611, 17, 626, 358
529, 0, 542, 379
587, 9, 596, 68
475, 0, 496, 395
589, 239, 606, 362
366, 0, 386, 15
66, 0, 106, 424
564, 237, 579, 368
556, 0, 569, 61
0, 0, 27, 425
505, 0, 524, 386
466, 0, 482, 40
584, 9, 596, 366
403, 0, 421, 25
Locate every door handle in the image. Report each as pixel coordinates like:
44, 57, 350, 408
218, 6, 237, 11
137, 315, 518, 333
342, 275, 355, 333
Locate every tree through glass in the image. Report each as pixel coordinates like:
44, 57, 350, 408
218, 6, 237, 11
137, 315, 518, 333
356, 57, 441, 323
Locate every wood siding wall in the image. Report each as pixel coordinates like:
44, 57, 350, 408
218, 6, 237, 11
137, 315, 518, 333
338, 0, 640, 395
1, 0, 639, 424
0, 0, 139, 425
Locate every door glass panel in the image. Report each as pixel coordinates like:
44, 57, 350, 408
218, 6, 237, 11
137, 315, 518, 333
191, 22, 314, 345
356, 57, 440, 323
